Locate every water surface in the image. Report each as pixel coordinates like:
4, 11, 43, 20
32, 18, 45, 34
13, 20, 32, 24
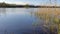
0, 8, 59, 34
0, 8, 40, 34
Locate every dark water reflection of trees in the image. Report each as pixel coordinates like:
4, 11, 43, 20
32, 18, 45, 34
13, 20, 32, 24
0, 8, 6, 15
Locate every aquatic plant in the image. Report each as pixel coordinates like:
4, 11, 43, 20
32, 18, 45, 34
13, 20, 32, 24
34, 9, 60, 34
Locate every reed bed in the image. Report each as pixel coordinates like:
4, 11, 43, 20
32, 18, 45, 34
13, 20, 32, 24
34, 8, 60, 34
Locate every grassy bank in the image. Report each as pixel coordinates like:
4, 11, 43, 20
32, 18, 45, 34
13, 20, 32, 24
34, 8, 60, 34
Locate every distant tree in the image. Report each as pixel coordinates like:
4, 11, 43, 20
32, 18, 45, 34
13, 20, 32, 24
25, 4, 29, 8
1, 2, 7, 7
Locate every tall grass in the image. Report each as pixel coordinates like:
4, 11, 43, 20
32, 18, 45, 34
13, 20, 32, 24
34, 8, 60, 34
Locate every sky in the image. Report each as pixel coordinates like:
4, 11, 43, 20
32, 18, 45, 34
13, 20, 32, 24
0, 0, 60, 6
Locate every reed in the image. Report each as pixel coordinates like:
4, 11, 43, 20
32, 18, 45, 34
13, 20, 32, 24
34, 8, 60, 34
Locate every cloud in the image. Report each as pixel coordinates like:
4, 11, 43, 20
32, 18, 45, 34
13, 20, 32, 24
5, 1, 28, 5
0, 0, 4, 2
0, 0, 60, 6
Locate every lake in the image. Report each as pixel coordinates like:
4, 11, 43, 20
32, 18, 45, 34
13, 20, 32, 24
0, 8, 59, 34
0, 8, 42, 34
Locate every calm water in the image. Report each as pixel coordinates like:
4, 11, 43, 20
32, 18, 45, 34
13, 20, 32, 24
0, 8, 42, 34
0, 8, 59, 34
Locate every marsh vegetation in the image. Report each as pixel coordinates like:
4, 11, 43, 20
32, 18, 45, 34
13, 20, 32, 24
34, 8, 60, 34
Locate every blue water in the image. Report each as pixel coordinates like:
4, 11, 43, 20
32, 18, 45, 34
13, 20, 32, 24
0, 8, 40, 34
0, 8, 54, 34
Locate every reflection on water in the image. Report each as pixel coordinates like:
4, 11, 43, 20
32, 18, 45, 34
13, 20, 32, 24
0, 8, 58, 34
0, 8, 39, 34
0, 8, 6, 15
